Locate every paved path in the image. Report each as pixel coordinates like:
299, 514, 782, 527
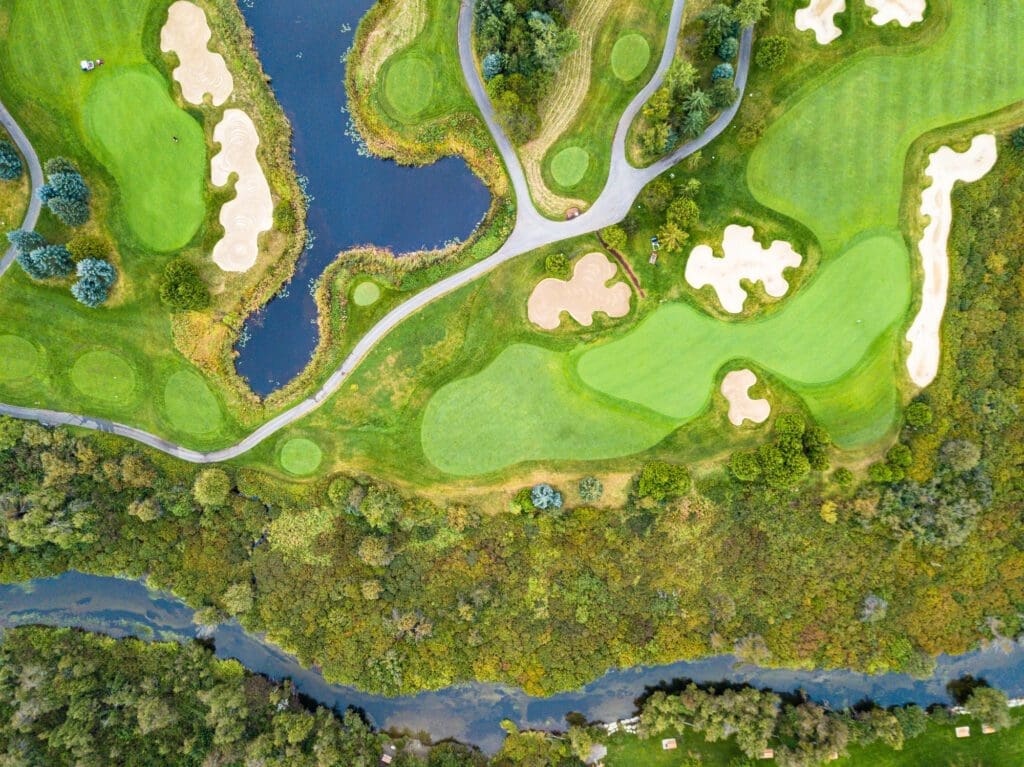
0, 0, 753, 463
0, 98, 44, 274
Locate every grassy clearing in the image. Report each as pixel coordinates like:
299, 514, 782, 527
162, 370, 223, 436
70, 350, 138, 405
748, 0, 1024, 253
550, 146, 591, 187
611, 32, 651, 81
82, 66, 206, 250
382, 55, 435, 122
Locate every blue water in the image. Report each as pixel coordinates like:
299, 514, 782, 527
4, 573, 1024, 754
234, 0, 490, 395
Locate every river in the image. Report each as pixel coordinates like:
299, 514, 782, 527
3, 572, 1024, 753
233, 0, 491, 395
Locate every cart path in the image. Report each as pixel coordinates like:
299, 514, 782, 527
0, 98, 44, 273
0, 0, 753, 463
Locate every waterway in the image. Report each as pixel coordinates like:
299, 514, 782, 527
3, 572, 1024, 754
233, 0, 491, 395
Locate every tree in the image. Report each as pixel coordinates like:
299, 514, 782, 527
701, 4, 737, 43
578, 476, 603, 503
38, 165, 91, 227
482, 52, 504, 80
905, 401, 933, 427
941, 439, 981, 473
682, 89, 712, 119
531, 483, 563, 510
160, 259, 210, 311
730, 450, 762, 481
710, 79, 739, 108
357, 536, 393, 567
544, 252, 571, 279
711, 62, 735, 82
44, 156, 78, 175
71, 258, 117, 307
637, 461, 691, 501
67, 234, 111, 263
965, 687, 1010, 730
641, 123, 671, 156
667, 197, 700, 229
640, 178, 674, 212
735, 0, 769, 28
657, 222, 689, 254
681, 101, 710, 138
600, 224, 628, 252
17, 243, 73, 280
756, 36, 790, 71
193, 468, 231, 507
0, 140, 22, 181
360, 484, 402, 530
718, 36, 739, 60
1012, 126, 1024, 151
5, 229, 46, 255
47, 196, 90, 226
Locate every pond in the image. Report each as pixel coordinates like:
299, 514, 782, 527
233, 0, 491, 395
3, 572, 1024, 754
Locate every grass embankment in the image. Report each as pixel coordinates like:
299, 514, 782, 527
0, 0, 307, 447
606, 710, 1024, 766
0, 126, 29, 233
531, 0, 674, 213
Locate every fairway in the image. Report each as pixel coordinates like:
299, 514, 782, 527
383, 56, 435, 120
550, 146, 591, 188
748, 0, 1024, 253
610, 33, 651, 81
279, 438, 323, 475
352, 281, 382, 306
422, 234, 910, 474
83, 68, 207, 251
162, 371, 223, 436
0, 336, 39, 381
70, 350, 137, 405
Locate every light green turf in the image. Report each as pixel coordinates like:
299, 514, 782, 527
82, 68, 206, 251
352, 281, 382, 306
162, 371, 223, 436
550, 146, 591, 188
421, 344, 675, 476
422, 234, 909, 474
70, 350, 137, 405
748, 0, 1024, 253
610, 33, 651, 81
383, 56, 435, 120
279, 438, 323, 475
0, 336, 39, 381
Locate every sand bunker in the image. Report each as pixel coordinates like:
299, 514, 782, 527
906, 133, 996, 388
528, 252, 631, 330
210, 110, 274, 272
685, 225, 803, 314
161, 1, 234, 107
795, 0, 846, 44
865, 0, 926, 27
722, 369, 770, 426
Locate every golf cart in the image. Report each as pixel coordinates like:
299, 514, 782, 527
80, 59, 105, 72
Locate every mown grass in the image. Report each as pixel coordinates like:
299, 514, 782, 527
0, 126, 28, 233
382, 55, 435, 122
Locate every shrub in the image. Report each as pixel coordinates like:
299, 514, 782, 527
66, 234, 111, 263
833, 467, 854, 487
904, 401, 933, 427
941, 440, 981, 473
755, 36, 789, 71
600, 225, 628, 252
1012, 127, 1024, 151
667, 197, 700, 229
717, 36, 739, 60
640, 178, 674, 212
357, 536, 393, 567
160, 259, 210, 311
530, 483, 563, 510
46, 196, 90, 227
637, 461, 691, 501
886, 443, 913, 469
193, 468, 232, 507
482, 52, 504, 80
272, 202, 296, 233
711, 63, 734, 82
360, 484, 402, 531
71, 258, 117, 307
544, 253, 571, 279
5, 229, 46, 255
44, 157, 78, 175
38, 163, 91, 227
730, 450, 762, 482
0, 140, 23, 181
578, 476, 603, 503
965, 687, 1010, 730
710, 80, 739, 108
17, 244, 73, 280
45, 172, 90, 203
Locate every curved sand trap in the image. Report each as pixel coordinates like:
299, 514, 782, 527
722, 369, 770, 426
160, 1, 234, 107
906, 133, 996, 388
211, 110, 274, 272
528, 252, 631, 330
865, 0, 926, 27
685, 225, 803, 314
795, 0, 846, 45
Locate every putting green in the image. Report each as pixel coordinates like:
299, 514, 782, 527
352, 281, 382, 307
422, 234, 910, 474
748, 0, 1024, 253
82, 67, 206, 251
280, 438, 323, 475
0, 335, 40, 381
71, 350, 137, 405
550, 146, 591, 188
610, 33, 651, 82
383, 56, 435, 119
162, 371, 223, 436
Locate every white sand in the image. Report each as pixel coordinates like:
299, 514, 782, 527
721, 369, 770, 426
906, 134, 997, 388
528, 252, 631, 330
865, 0, 926, 27
795, 0, 846, 45
210, 110, 274, 273
685, 225, 803, 314
161, 1, 234, 107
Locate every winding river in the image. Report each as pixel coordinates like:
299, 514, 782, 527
5, 572, 1024, 754
233, 0, 490, 395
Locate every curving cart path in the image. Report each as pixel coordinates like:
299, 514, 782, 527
0, 0, 753, 463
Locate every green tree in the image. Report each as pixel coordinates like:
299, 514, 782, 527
600, 224, 628, 252
357, 536, 393, 567
637, 461, 691, 501
544, 252, 571, 279
160, 259, 210, 311
965, 686, 1010, 730
904, 401, 934, 427
67, 234, 111, 262
658, 222, 689, 254
756, 36, 790, 71
193, 468, 232, 507
0, 140, 23, 180
667, 197, 700, 229
700, 4, 737, 43
735, 0, 769, 28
